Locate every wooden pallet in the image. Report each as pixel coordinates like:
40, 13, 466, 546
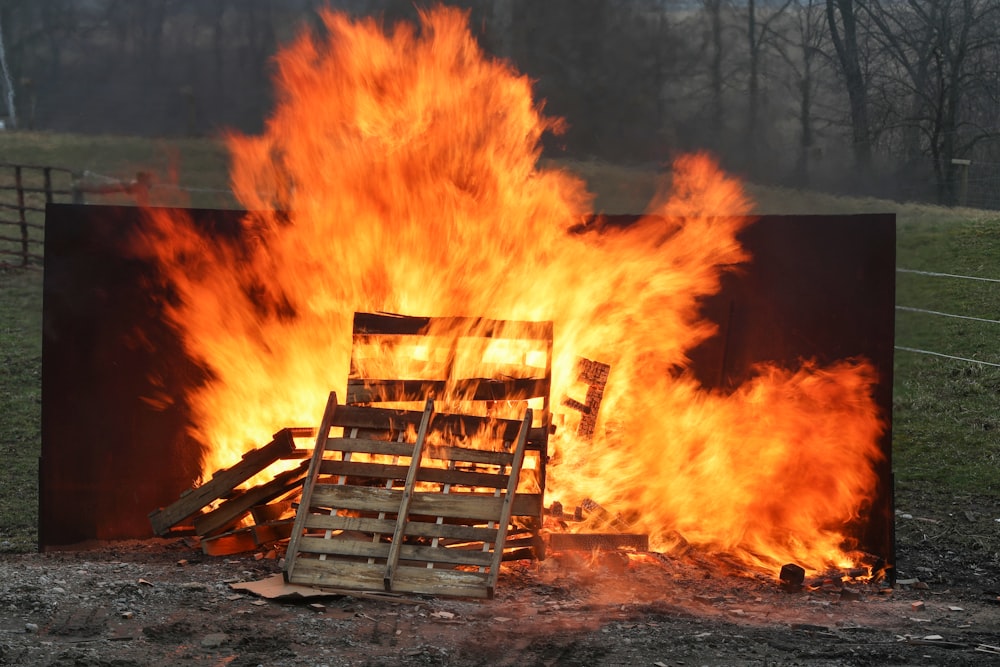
148, 427, 313, 536
284, 393, 532, 599
347, 312, 552, 557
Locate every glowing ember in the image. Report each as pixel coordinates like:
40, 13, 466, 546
129, 7, 883, 572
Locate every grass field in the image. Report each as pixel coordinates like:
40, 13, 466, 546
2, 134, 999, 551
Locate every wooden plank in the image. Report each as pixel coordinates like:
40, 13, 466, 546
423, 445, 513, 466
391, 541, 494, 568
297, 535, 392, 561
334, 404, 526, 441
486, 408, 532, 592
347, 377, 550, 404
318, 459, 410, 481
352, 312, 553, 340
384, 400, 434, 591
148, 428, 297, 535
326, 437, 415, 457
309, 485, 405, 514
250, 500, 294, 524
408, 492, 508, 521
417, 467, 508, 489
308, 485, 541, 518
303, 513, 397, 535
285, 392, 344, 579
194, 460, 309, 536
330, 404, 426, 431
286, 558, 387, 592
317, 460, 508, 489
389, 565, 492, 599
305, 513, 498, 543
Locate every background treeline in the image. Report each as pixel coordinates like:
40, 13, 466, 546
2, 0, 1000, 207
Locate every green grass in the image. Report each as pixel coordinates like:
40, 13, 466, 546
892, 220, 1000, 495
0, 268, 43, 551
2, 135, 1000, 551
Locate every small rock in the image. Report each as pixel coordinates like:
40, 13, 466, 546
840, 588, 861, 602
25, 623, 39, 633
201, 632, 229, 648
180, 582, 210, 591
911, 601, 926, 611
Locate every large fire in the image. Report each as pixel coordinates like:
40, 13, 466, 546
130, 7, 883, 573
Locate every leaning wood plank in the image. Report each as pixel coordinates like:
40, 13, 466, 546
383, 400, 434, 591
193, 460, 309, 537
485, 408, 533, 594
148, 428, 297, 535
285, 392, 343, 582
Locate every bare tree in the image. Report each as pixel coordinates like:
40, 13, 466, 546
772, 0, 831, 185
825, 0, 872, 172
744, 0, 793, 170
863, 0, 1000, 203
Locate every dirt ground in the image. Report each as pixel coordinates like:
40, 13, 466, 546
1, 487, 998, 667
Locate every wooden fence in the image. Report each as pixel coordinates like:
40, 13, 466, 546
0, 163, 150, 269
0, 164, 80, 268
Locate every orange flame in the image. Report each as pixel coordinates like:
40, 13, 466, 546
130, 7, 883, 573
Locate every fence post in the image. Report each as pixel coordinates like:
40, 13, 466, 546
43, 167, 54, 204
71, 172, 84, 205
951, 158, 971, 207
15, 165, 27, 267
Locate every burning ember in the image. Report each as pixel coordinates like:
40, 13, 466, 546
128, 7, 884, 574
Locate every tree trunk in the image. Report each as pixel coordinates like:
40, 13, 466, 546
825, 0, 871, 173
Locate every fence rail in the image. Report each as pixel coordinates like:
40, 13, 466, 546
0, 163, 81, 268
0, 163, 152, 269
895, 267, 1000, 369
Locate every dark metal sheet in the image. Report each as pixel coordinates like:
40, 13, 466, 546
40, 206, 895, 570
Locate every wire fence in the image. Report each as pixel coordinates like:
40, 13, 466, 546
895, 267, 1000, 369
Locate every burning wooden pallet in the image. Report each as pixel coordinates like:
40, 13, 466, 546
284, 393, 532, 599
147, 427, 315, 556
348, 312, 552, 559
149, 311, 552, 564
